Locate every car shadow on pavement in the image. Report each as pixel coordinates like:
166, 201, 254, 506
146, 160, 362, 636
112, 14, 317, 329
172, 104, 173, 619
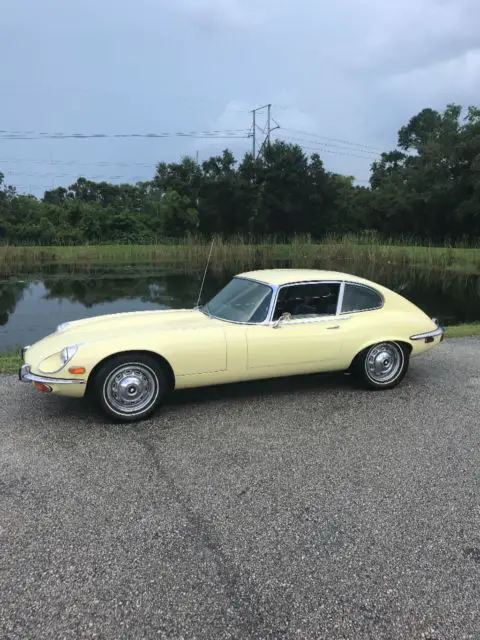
25, 371, 356, 427
169, 371, 354, 407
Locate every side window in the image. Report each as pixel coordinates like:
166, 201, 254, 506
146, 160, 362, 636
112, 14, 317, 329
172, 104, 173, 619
273, 282, 340, 320
341, 283, 383, 313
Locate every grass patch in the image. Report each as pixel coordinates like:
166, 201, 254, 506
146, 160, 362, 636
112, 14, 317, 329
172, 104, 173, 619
1, 235, 480, 275
2, 323, 479, 375
444, 323, 480, 338
0, 348, 21, 374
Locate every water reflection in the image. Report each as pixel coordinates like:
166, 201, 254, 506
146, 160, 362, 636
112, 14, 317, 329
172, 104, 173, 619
42, 272, 227, 308
0, 282, 27, 326
1, 264, 479, 350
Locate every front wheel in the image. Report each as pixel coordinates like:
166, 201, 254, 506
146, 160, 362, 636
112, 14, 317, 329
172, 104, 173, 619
91, 353, 167, 422
354, 341, 409, 390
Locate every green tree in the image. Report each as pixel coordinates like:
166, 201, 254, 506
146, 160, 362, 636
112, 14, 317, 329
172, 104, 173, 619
159, 189, 199, 237
370, 103, 480, 240
2, 104, 480, 245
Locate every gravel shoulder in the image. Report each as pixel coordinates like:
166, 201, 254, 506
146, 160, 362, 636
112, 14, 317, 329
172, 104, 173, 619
1, 338, 479, 639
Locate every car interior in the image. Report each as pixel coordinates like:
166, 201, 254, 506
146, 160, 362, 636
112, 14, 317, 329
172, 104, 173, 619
272, 282, 341, 320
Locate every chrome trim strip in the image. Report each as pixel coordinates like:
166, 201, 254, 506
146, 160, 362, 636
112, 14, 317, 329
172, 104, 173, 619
266, 283, 280, 323
336, 282, 345, 315
19, 364, 86, 385
274, 314, 351, 327
410, 325, 444, 341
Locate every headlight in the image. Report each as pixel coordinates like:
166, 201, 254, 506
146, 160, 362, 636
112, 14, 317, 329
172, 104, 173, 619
57, 322, 71, 332
38, 344, 81, 374
61, 345, 78, 365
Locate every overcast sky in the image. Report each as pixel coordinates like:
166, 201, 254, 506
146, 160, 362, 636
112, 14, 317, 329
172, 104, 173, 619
1, 0, 479, 195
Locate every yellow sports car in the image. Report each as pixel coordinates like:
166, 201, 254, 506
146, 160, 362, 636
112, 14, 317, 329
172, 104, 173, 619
19, 269, 444, 422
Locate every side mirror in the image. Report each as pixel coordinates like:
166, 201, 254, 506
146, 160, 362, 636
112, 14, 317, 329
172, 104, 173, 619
273, 312, 292, 328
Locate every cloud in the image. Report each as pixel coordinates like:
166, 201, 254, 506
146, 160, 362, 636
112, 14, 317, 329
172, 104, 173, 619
2, 0, 480, 194
349, 0, 480, 75
173, 0, 263, 32
381, 48, 480, 106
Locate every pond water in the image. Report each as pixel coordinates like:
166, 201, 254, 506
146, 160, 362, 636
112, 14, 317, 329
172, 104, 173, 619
1, 262, 480, 350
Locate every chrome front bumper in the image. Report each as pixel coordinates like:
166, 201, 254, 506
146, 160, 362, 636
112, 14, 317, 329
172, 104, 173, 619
19, 364, 86, 385
410, 318, 445, 342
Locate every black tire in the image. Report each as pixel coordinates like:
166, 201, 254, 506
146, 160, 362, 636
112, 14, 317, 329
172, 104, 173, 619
91, 353, 167, 422
353, 341, 409, 390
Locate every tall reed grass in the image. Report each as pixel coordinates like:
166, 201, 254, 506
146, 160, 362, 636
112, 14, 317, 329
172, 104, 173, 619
1, 234, 479, 275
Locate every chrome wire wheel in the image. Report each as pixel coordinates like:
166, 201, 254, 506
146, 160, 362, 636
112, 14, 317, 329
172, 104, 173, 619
103, 363, 159, 416
364, 342, 404, 385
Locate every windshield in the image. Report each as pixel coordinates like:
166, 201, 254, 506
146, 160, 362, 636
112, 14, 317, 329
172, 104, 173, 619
204, 277, 273, 323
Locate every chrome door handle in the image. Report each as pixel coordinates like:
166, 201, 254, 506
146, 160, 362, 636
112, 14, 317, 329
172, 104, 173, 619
327, 325, 340, 330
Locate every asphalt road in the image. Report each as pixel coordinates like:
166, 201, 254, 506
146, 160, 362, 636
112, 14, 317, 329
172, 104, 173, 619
1, 339, 479, 640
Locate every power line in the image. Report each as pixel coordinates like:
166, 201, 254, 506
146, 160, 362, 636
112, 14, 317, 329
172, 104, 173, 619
12, 184, 59, 190
0, 157, 156, 168
2, 170, 150, 180
0, 124, 383, 156
280, 127, 383, 153
275, 135, 378, 161
0, 128, 251, 140
2, 148, 375, 184
274, 132, 380, 158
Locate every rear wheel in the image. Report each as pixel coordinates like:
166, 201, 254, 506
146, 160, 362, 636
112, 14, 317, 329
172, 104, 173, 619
354, 341, 409, 390
92, 353, 167, 422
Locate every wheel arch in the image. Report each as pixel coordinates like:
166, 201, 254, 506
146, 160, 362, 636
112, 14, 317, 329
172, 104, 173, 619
347, 338, 413, 371
86, 349, 176, 395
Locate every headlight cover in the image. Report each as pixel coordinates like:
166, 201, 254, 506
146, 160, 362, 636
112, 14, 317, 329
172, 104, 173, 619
38, 344, 80, 374
61, 345, 78, 366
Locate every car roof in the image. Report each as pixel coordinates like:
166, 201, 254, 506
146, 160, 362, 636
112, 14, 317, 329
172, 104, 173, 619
236, 269, 377, 287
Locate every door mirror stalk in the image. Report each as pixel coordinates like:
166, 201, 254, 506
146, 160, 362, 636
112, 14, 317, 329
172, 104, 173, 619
273, 312, 292, 328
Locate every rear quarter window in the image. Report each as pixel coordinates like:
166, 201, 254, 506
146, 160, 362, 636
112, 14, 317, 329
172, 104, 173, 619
341, 283, 383, 313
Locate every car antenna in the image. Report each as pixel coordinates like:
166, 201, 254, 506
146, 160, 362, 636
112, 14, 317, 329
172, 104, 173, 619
196, 237, 215, 308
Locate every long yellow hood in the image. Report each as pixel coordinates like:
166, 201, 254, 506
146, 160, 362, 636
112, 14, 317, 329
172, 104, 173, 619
57, 308, 213, 338
24, 308, 223, 370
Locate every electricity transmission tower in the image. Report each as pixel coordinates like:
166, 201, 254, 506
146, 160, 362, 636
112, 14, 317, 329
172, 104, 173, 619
250, 104, 280, 158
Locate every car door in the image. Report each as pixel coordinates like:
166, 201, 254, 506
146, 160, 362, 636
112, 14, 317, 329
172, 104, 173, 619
245, 281, 348, 373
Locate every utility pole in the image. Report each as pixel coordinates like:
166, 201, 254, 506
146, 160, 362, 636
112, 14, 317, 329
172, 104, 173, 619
250, 103, 280, 158
267, 103, 271, 147
251, 104, 269, 159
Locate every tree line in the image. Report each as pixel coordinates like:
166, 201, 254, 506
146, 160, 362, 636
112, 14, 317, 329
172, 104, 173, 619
1, 103, 479, 245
